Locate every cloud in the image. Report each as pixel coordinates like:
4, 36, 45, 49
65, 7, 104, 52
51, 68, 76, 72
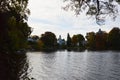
28, 0, 120, 39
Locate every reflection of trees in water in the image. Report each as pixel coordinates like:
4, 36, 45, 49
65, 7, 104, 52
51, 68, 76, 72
0, 52, 29, 80
9, 53, 29, 80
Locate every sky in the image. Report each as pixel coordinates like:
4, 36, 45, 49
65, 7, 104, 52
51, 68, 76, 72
28, 0, 120, 40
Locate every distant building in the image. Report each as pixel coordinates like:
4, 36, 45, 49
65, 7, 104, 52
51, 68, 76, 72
96, 29, 106, 35
57, 35, 65, 46
27, 37, 34, 42
97, 29, 102, 34
27, 37, 39, 42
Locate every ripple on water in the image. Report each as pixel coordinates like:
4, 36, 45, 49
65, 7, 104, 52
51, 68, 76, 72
27, 51, 120, 80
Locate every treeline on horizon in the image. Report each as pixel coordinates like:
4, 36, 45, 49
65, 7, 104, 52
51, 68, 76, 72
28, 27, 120, 51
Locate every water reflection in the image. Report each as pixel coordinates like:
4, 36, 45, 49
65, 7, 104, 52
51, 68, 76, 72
0, 52, 29, 80
27, 51, 120, 80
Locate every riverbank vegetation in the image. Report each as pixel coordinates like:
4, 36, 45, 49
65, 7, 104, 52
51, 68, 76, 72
0, 0, 120, 80
0, 0, 32, 53
28, 27, 120, 51
0, 0, 31, 79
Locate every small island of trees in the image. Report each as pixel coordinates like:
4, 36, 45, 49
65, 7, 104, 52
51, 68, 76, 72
27, 27, 120, 51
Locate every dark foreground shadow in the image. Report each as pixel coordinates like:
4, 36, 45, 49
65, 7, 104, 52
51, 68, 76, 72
0, 52, 29, 80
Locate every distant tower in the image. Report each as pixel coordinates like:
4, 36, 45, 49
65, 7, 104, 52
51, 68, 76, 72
57, 35, 65, 46
59, 35, 61, 39
99, 29, 101, 32
98, 29, 102, 34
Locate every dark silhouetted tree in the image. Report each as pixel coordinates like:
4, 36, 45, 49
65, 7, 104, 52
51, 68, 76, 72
40, 32, 57, 47
0, 1, 31, 80
67, 33, 72, 47
0, 0, 31, 52
77, 34, 85, 47
107, 27, 120, 50
31, 35, 39, 41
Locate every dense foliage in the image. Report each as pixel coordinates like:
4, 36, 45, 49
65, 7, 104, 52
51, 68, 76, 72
107, 27, 120, 50
0, 0, 31, 79
86, 27, 120, 50
40, 32, 57, 48
28, 32, 57, 51
86, 32, 96, 50
0, 0, 31, 52
72, 34, 85, 47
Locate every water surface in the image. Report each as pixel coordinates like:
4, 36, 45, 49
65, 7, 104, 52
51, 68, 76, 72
27, 50, 120, 80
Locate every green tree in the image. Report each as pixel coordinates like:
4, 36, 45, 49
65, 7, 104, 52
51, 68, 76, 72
0, 1, 31, 79
86, 32, 96, 50
107, 27, 120, 50
67, 33, 72, 47
40, 32, 57, 47
63, 0, 120, 24
0, 0, 31, 52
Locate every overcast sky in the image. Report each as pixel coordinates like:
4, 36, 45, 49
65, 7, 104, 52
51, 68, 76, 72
28, 0, 120, 39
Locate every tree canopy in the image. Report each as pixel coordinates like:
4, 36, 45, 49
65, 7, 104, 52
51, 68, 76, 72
40, 32, 57, 47
86, 28, 120, 50
0, 0, 31, 52
107, 27, 120, 49
72, 34, 85, 47
63, 0, 120, 24
86, 32, 96, 50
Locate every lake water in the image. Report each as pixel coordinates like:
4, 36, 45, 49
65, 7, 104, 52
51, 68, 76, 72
27, 50, 120, 80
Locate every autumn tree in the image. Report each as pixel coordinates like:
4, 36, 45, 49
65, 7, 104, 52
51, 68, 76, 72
37, 40, 44, 50
63, 0, 120, 24
72, 35, 78, 46
95, 30, 108, 50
